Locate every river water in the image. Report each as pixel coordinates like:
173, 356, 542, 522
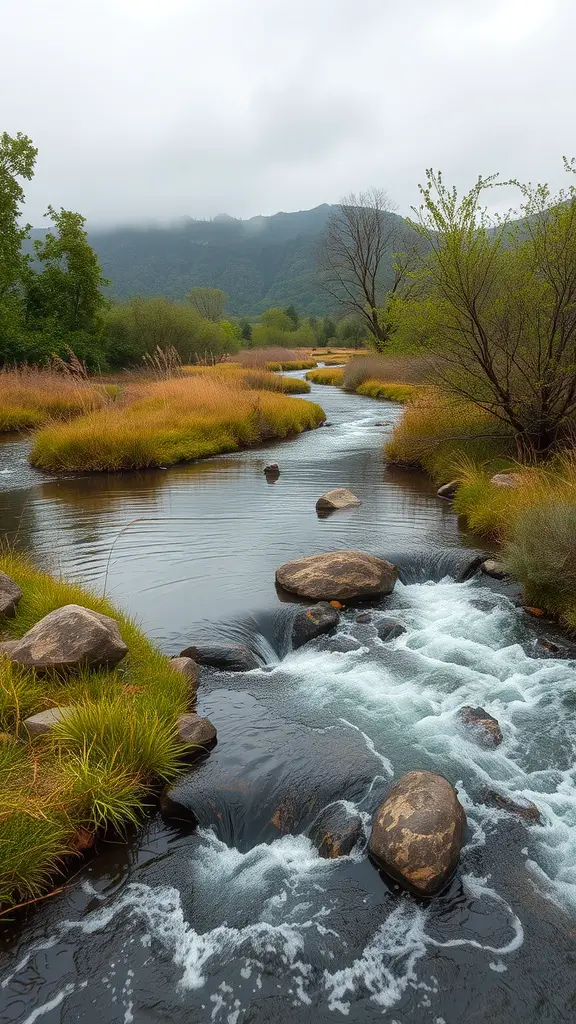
1, 374, 576, 1023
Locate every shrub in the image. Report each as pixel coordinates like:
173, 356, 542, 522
343, 355, 432, 392
305, 368, 344, 385
506, 504, 576, 609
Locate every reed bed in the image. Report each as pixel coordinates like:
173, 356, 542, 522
236, 348, 317, 372
343, 354, 432, 392
29, 372, 324, 472
356, 381, 420, 403
305, 367, 345, 386
184, 363, 310, 394
0, 550, 190, 909
0, 367, 110, 432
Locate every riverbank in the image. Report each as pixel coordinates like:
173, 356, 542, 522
28, 371, 325, 472
0, 551, 194, 911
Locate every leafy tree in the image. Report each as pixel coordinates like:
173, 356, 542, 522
317, 187, 421, 350
187, 287, 227, 321
322, 316, 336, 343
260, 307, 294, 333
238, 317, 253, 343
0, 132, 37, 358
407, 162, 576, 457
284, 304, 299, 328
102, 297, 238, 367
219, 319, 242, 342
336, 315, 367, 348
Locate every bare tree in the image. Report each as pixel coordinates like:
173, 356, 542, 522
317, 188, 419, 349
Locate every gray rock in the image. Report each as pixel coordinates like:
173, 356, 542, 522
490, 472, 523, 488
377, 619, 406, 642
437, 480, 459, 500
369, 771, 466, 897
170, 657, 199, 686
315, 488, 361, 512
177, 714, 217, 757
276, 550, 398, 602
458, 706, 503, 748
24, 706, 73, 736
0, 573, 22, 618
308, 803, 363, 859
481, 559, 507, 579
355, 612, 372, 624
180, 643, 260, 672
292, 602, 340, 650
0, 604, 128, 673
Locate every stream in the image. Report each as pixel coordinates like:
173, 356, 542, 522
1, 373, 576, 1023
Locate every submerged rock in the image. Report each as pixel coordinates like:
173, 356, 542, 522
292, 602, 340, 650
264, 463, 279, 475
0, 604, 128, 673
180, 643, 260, 672
276, 550, 397, 602
315, 488, 361, 513
177, 714, 217, 757
0, 573, 22, 618
24, 706, 73, 736
376, 619, 406, 642
369, 771, 466, 897
458, 705, 503, 748
355, 612, 372, 624
308, 803, 363, 859
437, 480, 459, 500
478, 786, 541, 823
481, 559, 507, 579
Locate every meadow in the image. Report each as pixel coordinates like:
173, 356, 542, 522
0, 366, 112, 433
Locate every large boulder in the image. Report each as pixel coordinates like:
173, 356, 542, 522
457, 706, 503, 748
276, 550, 397, 602
292, 602, 340, 650
369, 771, 466, 897
0, 604, 128, 673
0, 573, 22, 618
308, 802, 363, 859
180, 643, 260, 672
316, 488, 361, 513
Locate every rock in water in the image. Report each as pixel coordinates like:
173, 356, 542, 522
170, 656, 199, 685
276, 550, 397, 602
458, 705, 503, 747
377, 619, 406, 642
180, 643, 260, 672
292, 602, 340, 649
0, 604, 128, 673
177, 714, 217, 758
478, 787, 541, 822
437, 480, 459, 500
0, 573, 22, 618
315, 488, 361, 512
308, 803, 363, 859
369, 771, 466, 897
481, 559, 507, 579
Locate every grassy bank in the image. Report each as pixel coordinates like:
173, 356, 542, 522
184, 364, 311, 394
385, 389, 576, 630
0, 367, 111, 433
356, 380, 420, 403
306, 367, 345, 386
30, 372, 325, 472
0, 551, 191, 909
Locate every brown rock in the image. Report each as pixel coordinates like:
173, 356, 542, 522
177, 713, 217, 758
24, 706, 73, 736
524, 606, 546, 618
0, 573, 22, 618
437, 480, 459, 500
316, 488, 361, 512
308, 803, 363, 859
292, 602, 340, 649
276, 550, 397, 602
170, 656, 199, 686
0, 604, 128, 673
369, 771, 466, 897
264, 464, 280, 475
458, 706, 503, 748
490, 472, 523, 488
481, 559, 507, 579
479, 787, 541, 822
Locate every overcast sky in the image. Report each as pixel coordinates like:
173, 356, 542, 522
2, 0, 574, 227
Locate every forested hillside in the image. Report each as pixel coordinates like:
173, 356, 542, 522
29, 205, 408, 316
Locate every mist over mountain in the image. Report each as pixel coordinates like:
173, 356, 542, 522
30, 204, 409, 317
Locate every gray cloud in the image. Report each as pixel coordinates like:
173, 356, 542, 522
3, 0, 573, 225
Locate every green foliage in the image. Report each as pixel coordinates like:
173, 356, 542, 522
187, 286, 227, 321
284, 304, 299, 328
0, 132, 38, 359
505, 503, 576, 606
238, 317, 252, 342
260, 307, 295, 333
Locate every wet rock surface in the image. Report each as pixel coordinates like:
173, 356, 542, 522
0, 572, 22, 618
437, 480, 459, 500
369, 771, 466, 897
276, 549, 398, 602
0, 604, 128, 673
180, 642, 261, 672
291, 602, 340, 649
308, 802, 364, 859
458, 705, 503, 747
170, 656, 199, 686
479, 786, 541, 822
376, 618, 407, 642
315, 488, 361, 512
177, 714, 217, 756
482, 559, 507, 579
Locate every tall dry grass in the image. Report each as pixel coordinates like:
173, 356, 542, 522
30, 372, 324, 471
0, 366, 110, 432
184, 363, 310, 394
343, 354, 433, 392
236, 348, 317, 371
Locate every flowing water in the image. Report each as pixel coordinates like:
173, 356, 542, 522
1, 374, 576, 1023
